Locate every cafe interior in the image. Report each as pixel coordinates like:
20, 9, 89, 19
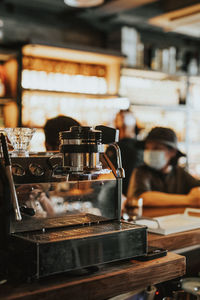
1, 0, 200, 299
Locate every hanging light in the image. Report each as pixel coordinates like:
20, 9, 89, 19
64, 0, 104, 7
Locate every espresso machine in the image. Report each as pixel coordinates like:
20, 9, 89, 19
0, 126, 147, 281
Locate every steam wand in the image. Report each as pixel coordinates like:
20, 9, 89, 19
1, 133, 22, 221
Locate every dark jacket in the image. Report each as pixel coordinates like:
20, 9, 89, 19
127, 164, 200, 200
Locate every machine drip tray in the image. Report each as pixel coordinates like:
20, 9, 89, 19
13, 213, 108, 233
9, 221, 147, 280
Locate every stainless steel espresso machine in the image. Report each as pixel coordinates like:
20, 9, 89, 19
0, 126, 147, 281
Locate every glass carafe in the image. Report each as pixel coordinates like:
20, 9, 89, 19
4, 127, 36, 157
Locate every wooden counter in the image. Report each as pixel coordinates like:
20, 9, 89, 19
1, 207, 191, 300
1, 252, 185, 300
143, 207, 200, 251
148, 228, 200, 251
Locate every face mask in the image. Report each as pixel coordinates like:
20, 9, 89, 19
143, 150, 167, 170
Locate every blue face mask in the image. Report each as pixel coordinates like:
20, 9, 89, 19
143, 150, 168, 170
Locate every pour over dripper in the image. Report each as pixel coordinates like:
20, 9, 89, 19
4, 127, 36, 157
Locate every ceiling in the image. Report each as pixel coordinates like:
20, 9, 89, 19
0, 0, 200, 47
0, 0, 161, 26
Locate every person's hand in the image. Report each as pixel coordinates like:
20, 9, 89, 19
188, 187, 200, 207
28, 189, 54, 216
16, 184, 41, 204
29, 189, 47, 204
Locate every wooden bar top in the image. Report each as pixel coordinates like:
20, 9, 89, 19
1, 207, 191, 300
1, 252, 185, 300
148, 228, 200, 251
143, 207, 200, 251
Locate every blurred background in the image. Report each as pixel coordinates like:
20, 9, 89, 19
0, 0, 200, 175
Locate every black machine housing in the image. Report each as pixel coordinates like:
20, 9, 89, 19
0, 126, 147, 281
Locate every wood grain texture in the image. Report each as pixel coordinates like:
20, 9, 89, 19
1, 252, 185, 300
148, 228, 200, 251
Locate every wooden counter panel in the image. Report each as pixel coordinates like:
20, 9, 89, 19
148, 228, 200, 251
2, 252, 185, 300
141, 207, 200, 251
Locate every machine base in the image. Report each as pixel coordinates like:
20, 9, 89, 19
8, 220, 147, 281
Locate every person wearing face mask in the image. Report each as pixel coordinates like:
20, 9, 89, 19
126, 127, 200, 207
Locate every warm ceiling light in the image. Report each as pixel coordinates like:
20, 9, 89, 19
64, 0, 104, 7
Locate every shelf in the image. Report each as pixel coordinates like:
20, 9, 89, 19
188, 76, 200, 85
0, 97, 15, 105
22, 43, 124, 64
0, 52, 16, 62
121, 67, 187, 81
130, 103, 187, 111
130, 103, 200, 113
120, 67, 199, 176
22, 88, 122, 99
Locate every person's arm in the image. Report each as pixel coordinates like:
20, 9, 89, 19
137, 191, 189, 207
126, 165, 200, 208
127, 187, 200, 207
28, 188, 55, 217
38, 192, 55, 217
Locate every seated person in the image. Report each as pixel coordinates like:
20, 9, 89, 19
126, 127, 200, 207
44, 115, 80, 151
106, 110, 143, 196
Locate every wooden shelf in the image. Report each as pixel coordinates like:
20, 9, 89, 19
0, 97, 15, 105
22, 43, 124, 64
121, 67, 187, 81
22, 88, 121, 99
130, 103, 187, 111
0, 52, 16, 62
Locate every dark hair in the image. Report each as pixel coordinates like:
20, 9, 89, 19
44, 116, 80, 150
166, 145, 179, 166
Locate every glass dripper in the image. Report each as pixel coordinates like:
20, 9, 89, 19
4, 127, 36, 157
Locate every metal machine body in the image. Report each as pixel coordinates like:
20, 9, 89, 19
0, 126, 147, 281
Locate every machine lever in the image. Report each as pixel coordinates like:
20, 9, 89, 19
1, 133, 22, 221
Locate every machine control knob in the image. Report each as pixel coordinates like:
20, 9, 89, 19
12, 164, 25, 176
29, 163, 44, 176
